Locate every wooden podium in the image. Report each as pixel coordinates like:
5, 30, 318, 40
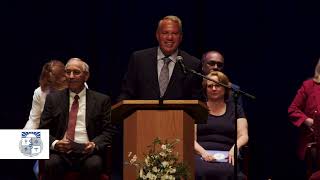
112, 100, 208, 180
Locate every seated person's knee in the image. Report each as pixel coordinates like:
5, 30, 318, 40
82, 155, 103, 173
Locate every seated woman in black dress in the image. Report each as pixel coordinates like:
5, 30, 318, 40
195, 71, 249, 180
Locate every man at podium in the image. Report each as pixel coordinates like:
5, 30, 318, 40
114, 15, 205, 180
118, 15, 204, 101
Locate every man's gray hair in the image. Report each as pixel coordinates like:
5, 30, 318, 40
66, 58, 90, 73
157, 15, 182, 33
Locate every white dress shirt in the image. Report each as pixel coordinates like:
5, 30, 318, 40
68, 88, 89, 143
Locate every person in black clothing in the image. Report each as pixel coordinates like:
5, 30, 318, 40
40, 58, 113, 180
118, 15, 203, 101
194, 71, 249, 180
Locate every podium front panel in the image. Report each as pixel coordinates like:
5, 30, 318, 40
123, 110, 194, 180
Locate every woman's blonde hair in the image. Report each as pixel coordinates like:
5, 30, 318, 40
202, 71, 231, 101
39, 60, 65, 92
313, 58, 320, 83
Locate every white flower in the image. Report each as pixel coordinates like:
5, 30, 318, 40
130, 154, 137, 164
162, 161, 169, 168
146, 172, 157, 180
159, 151, 167, 157
169, 167, 176, 174
145, 156, 150, 166
161, 174, 169, 180
139, 168, 144, 177
152, 166, 158, 172
161, 174, 175, 180
128, 151, 132, 157
161, 144, 167, 150
140, 169, 149, 180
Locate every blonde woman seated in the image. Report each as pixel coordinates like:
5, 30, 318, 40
24, 60, 67, 129
23, 60, 67, 179
195, 71, 249, 180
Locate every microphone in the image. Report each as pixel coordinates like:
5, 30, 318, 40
176, 56, 187, 74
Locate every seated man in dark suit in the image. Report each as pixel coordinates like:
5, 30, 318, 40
201, 50, 243, 105
118, 15, 204, 101
40, 58, 113, 180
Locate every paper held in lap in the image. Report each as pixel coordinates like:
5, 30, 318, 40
69, 140, 86, 153
201, 150, 229, 162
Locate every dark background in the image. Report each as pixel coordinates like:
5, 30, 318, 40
0, 0, 320, 179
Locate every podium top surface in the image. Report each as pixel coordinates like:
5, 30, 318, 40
111, 100, 208, 124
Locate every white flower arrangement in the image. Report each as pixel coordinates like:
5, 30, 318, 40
127, 137, 189, 180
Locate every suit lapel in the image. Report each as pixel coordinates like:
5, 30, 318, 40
61, 89, 69, 112
163, 51, 183, 98
164, 62, 178, 97
85, 89, 95, 127
149, 48, 161, 97
59, 89, 69, 132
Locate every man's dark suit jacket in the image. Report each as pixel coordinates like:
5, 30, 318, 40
118, 47, 204, 101
39, 88, 112, 153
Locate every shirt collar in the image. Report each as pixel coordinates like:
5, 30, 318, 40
69, 87, 86, 100
157, 47, 178, 63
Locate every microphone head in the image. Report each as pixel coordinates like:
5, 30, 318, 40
176, 56, 183, 61
176, 55, 187, 74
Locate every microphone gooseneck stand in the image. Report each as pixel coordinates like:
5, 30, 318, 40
181, 64, 255, 180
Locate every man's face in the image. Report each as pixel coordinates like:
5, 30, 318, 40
65, 61, 89, 93
156, 20, 183, 56
202, 52, 224, 75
